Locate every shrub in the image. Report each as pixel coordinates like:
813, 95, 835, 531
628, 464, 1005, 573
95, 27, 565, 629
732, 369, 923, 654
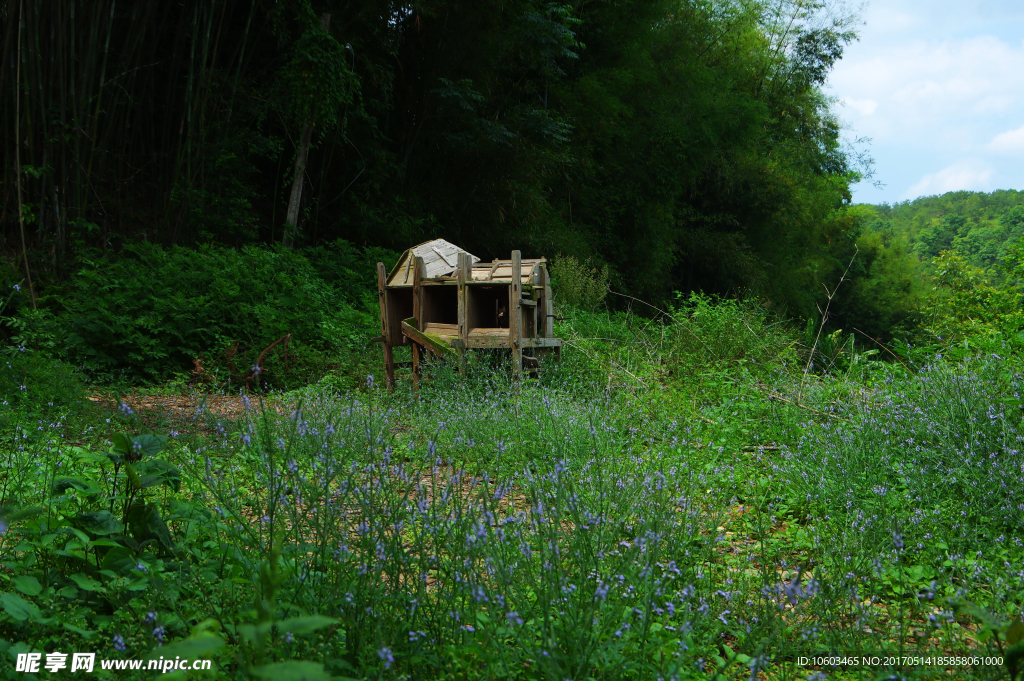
0, 351, 87, 417
550, 255, 609, 311
10, 242, 392, 385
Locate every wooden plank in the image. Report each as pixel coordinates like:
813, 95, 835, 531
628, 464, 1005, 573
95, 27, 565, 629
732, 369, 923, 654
521, 337, 562, 348
510, 250, 522, 378
402, 318, 457, 359
424, 322, 459, 336
377, 262, 395, 389
466, 336, 512, 349
469, 328, 510, 338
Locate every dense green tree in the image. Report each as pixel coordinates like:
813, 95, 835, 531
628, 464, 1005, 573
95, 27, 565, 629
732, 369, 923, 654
2, 0, 862, 317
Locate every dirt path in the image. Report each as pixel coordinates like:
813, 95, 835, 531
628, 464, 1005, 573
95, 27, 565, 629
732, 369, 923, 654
87, 392, 263, 433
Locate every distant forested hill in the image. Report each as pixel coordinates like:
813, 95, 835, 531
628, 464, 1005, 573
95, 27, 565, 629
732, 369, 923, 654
829, 190, 1024, 340
864, 190, 1024, 270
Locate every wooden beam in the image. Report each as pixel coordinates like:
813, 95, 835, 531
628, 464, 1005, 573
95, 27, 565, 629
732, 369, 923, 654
402, 318, 457, 360
412, 257, 424, 393
457, 251, 469, 376
510, 250, 522, 378
432, 244, 456, 267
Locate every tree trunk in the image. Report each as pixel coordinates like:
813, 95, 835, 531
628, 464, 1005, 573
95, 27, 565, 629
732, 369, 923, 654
282, 13, 330, 248
14, 0, 36, 309
282, 120, 313, 248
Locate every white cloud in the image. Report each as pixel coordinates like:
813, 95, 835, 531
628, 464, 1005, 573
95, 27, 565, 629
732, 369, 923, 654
839, 97, 878, 117
830, 3, 1024, 202
988, 124, 1024, 153
830, 35, 1024, 141
902, 159, 995, 199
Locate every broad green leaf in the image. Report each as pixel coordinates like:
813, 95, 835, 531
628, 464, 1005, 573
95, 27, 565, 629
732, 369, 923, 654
126, 577, 149, 591
251, 661, 331, 681
68, 573, 102, 592
58, 526, 94, 544
74, 510, 124, 536
104, 451, 124, 465
276, 616, 337, 635
125, 463, 143, 490
90, 538, 122, 548
110, 433, 132, 454
12, 576, 42, 597
135, 459, 182, 492
58, 585, 79, 599
1, 593, 43, 622
62, 622, 95, 638
145, 633, 224, 661
132, 434, 167, 459
126, 504, 176, 552
101, 545, 137, 574
51, 477, 102, 498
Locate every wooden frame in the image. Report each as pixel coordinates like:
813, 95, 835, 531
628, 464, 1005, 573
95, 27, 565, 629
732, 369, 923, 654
375, 240, 561, 388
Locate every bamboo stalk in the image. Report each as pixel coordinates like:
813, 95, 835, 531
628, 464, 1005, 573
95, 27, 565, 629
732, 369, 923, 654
14, 0, 36, 308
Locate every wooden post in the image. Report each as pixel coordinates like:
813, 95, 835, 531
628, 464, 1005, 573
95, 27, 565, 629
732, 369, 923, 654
457, 252, 469, 376
411, 256, 424, 393
541, 261, 554, 339
376, 262, 395, 390
510, 250, 522, 378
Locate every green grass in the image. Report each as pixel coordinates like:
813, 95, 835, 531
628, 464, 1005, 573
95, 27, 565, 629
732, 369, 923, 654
1, 297, 1022, 680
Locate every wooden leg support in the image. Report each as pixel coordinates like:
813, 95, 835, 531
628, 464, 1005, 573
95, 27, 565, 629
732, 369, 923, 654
412, 342, 421, 395
383, 344, 395, 390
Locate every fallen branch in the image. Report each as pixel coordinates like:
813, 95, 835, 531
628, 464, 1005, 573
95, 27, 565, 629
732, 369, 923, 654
245, 334, 292, 391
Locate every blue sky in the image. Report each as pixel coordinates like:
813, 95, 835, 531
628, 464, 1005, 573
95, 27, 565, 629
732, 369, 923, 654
827, 0, 1024, 204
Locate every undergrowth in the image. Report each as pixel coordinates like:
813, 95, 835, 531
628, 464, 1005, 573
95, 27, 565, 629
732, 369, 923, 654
1, 294, 1022, 680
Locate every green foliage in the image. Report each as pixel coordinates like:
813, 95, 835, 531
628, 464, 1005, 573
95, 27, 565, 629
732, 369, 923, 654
5, 0, 864, 325
0, 428, 187, 656
11, 242, 389, 385
0, 351, 87, 418
550, 255, 609, 311
274, 21, 358, 138
832, 214, 927, 339
171, 129, 283, 246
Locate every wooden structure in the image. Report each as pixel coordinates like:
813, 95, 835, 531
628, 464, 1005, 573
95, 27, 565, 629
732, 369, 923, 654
375, 239, 561, 386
